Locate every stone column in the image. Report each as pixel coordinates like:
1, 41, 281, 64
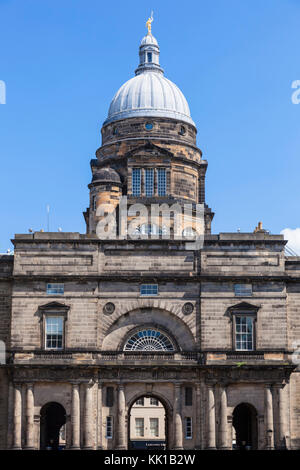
195, 383, 202, 449
207, 385, 216, 449
219, 385, 228, 449
97, 383, 103, 449
71, 383, 80, 449
275, 384, 286, 449
7, 381, 14, 449
173, 383, 183, 449
12, 383, 22, 450
116, 384, 126, 449
25, 384, 34, 449
264, 384, 274, 450
83, 382, 93, 449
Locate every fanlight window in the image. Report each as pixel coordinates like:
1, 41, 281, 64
124, 328, 175, 351
182, 227, 197, 239
134, 223, 168, 236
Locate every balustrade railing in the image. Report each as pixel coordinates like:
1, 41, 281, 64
5, 349, 287, 365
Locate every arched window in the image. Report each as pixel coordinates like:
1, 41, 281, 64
124, 328, 175, 351
182, 227, 197, 239
134, 224, 168, 236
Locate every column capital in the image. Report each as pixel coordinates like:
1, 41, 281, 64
264, 383, 274, 388
206, 383, 216, 390
272, 382, 285, 390
218, 382, 228, 390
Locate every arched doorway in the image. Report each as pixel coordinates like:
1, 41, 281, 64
128, 395, 168, 450
232, 403, 258, 450
40, 402, 66, 450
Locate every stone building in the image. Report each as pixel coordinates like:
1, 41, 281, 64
130, 397, 166, 449
0, 25, 299, 451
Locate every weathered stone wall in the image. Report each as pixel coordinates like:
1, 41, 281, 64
0, 255, 13, 344
101, 117, 197, 148
1, 233, 299, 449
286, 280, 300, 449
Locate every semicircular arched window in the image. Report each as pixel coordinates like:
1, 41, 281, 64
134, 224, 168, 236
124, 328, 175, 351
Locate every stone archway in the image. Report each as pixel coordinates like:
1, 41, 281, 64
127, 393, 172, 450
40, 402, 66, 450
232, 403, 258, 450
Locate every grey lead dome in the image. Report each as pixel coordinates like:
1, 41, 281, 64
104, 32, 195, 127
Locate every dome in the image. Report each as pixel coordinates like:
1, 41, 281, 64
103, 31, 195, 127
140, 33, 158, 46
105, 73, 194, 126
92, 167, 121, 184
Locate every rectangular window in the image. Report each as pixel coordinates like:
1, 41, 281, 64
185, 417, 192, 439
92, 195, 97, 211
234, 284, 253, 297
185, 387, 193, 406
157, 168, 166, 196
45, 316, 63, 350
150, 397, 159, 406
147, 52, 152, 63
135, 418, 144, 437
149, 418, 159, 437
140, 284, 158, 296
132, 168, 141, 196
106, 416, 113, 438
106, 387, 114, 407
135, 397, 144, 406
235, 316, 254, 351
145, 168, 154, 197
46, 283, 64, 295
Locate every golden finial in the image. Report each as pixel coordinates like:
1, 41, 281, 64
146, 11, 153, 35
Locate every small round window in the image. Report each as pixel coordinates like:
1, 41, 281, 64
179, 125, 186, 135
145, 122, 153, 131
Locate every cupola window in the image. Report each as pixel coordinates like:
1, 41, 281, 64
147, 52, 152, 63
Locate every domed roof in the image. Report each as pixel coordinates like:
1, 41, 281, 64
106, 73, 193, 125
92, 167, 121, 184
140, 33, 158, 46
103, 31, 195, 127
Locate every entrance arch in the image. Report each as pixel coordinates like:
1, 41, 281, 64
40, 402, 66, 450
232, 403, 258, 450
128, 394, 171, 450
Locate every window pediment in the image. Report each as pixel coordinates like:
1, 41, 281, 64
39, 301, 70, 313
228, 301, 260, 314
125, 141, 174, 159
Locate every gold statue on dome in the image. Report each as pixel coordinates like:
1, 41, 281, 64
146, 11, 153, 34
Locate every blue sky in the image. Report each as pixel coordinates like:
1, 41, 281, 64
0, 0, 300, 253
